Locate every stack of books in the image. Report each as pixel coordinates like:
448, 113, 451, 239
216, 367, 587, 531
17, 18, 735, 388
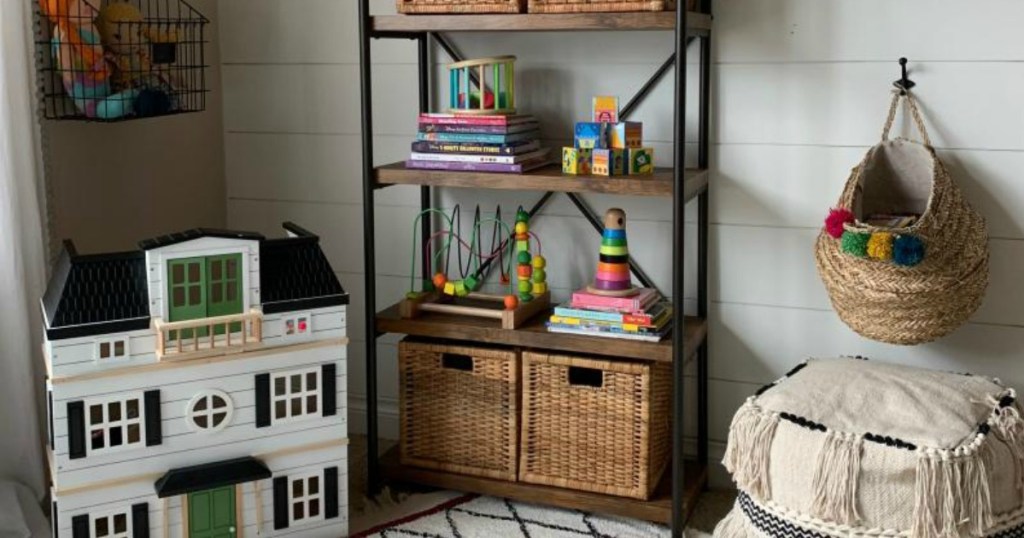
407, 113, 550, 173
547, 287, 672, 342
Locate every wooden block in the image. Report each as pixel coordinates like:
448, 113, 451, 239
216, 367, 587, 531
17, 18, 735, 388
574, 122, 608, 149
592, 148, 625, 177
628, 147, 655, 175
592, 96, 619, 123
399, 291, 438, 318
562, 147, 592, 175
610, 122, 643, 150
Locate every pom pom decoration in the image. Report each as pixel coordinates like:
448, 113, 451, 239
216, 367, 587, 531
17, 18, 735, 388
841, 231, 871, 258
825, 208, 856, 239
893, 234, 926, 267
866, 232, 894, 261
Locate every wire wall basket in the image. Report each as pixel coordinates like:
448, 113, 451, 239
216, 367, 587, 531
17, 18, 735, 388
34, 0, 209, 121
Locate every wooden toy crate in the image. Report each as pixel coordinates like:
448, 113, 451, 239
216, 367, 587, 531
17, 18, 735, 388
519, 351, 671, 499
528, 0, 696, 13
399, 339, 520, 481
397, 0, 526, 13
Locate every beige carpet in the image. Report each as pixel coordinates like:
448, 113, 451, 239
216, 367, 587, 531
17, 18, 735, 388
348, 435, 734, 536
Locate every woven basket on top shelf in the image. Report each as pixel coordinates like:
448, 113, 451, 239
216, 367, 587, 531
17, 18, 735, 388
519, 351, 671, 499
399, 339, 520, 481
397, 0, 526, 13
528, 0, 696, 13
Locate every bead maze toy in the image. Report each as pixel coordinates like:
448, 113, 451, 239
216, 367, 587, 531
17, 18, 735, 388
402, 205, 550, 329
448, 56, 517, 115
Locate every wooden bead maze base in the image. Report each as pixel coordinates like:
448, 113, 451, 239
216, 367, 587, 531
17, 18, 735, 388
401, 290, 551, 330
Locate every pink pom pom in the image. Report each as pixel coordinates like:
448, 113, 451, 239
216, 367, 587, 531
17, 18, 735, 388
825, 208, 855, 239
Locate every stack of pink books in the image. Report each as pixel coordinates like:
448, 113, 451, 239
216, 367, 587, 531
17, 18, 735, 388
547, 287, 672, 342
406, 113, 551, 173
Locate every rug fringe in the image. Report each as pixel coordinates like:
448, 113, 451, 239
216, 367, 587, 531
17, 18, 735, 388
713, 506, 753, 538
723, 400, 780, 500
809, 430, 862, 525
913, 447, 994, 538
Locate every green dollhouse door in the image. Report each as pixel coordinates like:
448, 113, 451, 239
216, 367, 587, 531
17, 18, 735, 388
188, 486, 236, 538
206, 254, 243, 334
168, 257, 207, 339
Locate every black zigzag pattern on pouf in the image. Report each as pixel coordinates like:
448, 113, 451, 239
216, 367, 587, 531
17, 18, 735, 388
738, 492, 1024, 538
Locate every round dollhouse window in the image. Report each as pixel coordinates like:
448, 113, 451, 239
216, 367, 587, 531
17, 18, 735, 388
187, 390, 234, 433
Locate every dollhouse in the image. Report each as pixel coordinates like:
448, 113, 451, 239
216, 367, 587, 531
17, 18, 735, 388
42, 223, 348, 538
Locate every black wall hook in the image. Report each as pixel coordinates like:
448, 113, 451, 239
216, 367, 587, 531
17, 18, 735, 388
893, 57, 916, 95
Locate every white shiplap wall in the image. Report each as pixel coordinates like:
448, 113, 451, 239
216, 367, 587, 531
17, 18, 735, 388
218, 0, 1024, 484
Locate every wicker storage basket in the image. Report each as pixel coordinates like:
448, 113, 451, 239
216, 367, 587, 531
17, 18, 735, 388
397, 0, 526, 13
519, 351, 670, 499
716, 358, 1024, 538
814, 92, 988, 345
399, 339, 519, 480
528, 0, 696, 13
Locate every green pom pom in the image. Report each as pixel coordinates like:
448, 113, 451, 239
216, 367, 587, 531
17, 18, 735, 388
841, 231, 870, 258
517, 251, 531, 264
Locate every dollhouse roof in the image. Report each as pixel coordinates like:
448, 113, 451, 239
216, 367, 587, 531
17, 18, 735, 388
42, 223, 347, 340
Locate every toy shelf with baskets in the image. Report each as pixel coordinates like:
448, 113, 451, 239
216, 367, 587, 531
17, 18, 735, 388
33, 0, 209, 121
359, 3, 713, 536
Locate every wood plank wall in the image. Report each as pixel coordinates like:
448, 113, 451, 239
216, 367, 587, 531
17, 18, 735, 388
218, 0, 1024, 486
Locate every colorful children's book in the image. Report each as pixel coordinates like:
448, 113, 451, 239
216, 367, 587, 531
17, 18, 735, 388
409, 148, 549, 165
553, 300, 671, 327
570, 287, 659, 313
418, 113, 536, 126
548, 314, 669, 333
420, 122, 539, 135
547, 323, 669, 342
416, 130, 540, 144
405, 153, 551, 173
411, 139, 541, 156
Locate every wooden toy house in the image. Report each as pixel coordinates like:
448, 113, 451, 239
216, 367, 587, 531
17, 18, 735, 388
42, 223, 349, 538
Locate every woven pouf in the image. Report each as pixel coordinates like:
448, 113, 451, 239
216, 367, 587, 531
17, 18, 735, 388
714, 358, 1024, 538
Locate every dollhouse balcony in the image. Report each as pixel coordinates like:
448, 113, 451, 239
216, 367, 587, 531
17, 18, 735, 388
154, 309, 264, 361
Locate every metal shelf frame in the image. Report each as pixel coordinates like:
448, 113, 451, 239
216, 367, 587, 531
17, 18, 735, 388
357, 3, 712, 536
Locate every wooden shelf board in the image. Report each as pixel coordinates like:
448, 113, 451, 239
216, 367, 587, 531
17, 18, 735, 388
377, 303, 706, 363
376, 163, 708, 200
381, 446, 708, 525
373, 11, 712, 33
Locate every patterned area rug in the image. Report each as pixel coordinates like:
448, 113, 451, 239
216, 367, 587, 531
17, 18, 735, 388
352, 494, 711, 538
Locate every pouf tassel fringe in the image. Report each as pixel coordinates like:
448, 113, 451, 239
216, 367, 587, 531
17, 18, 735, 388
914, 448, 994, 538
723, 402, 780, 500
713, 506, 753, 538
810, 431, 863, 525
987, 390, 1024, 493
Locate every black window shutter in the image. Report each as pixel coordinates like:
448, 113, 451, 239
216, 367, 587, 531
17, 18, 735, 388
132, 502, 149, 537
273, 476, 289, 530
256, 373, 271, 428
67, 401, 86, 459
144, 390, 162, 446
322, 364, 337, 417
71, 514, 89, 538
47, 388, 55, 449
51, 502, 58, 538
324, 466, 339, 519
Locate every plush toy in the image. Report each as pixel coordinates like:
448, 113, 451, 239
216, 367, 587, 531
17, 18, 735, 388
96, 2, 151, 90
38, 0, 136, 119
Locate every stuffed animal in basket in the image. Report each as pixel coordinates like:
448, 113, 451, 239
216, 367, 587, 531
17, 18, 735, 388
96, 1, 175, 115
38, 0, 136, 119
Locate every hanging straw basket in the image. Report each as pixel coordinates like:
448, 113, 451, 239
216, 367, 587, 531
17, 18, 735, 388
396, 0, 526, 13
814, 92, 988, 345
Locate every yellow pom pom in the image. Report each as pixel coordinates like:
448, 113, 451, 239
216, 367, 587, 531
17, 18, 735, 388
866, 232, 894, 261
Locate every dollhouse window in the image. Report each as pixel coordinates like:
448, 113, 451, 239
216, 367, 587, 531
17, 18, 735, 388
186, 390, 234, 433
271, 368, 320, 424
91, 510, 130, 538
283, 313, 312, 339
86, 394, 145, 455
288, 471, 324, 525
96, 337, 130, 361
